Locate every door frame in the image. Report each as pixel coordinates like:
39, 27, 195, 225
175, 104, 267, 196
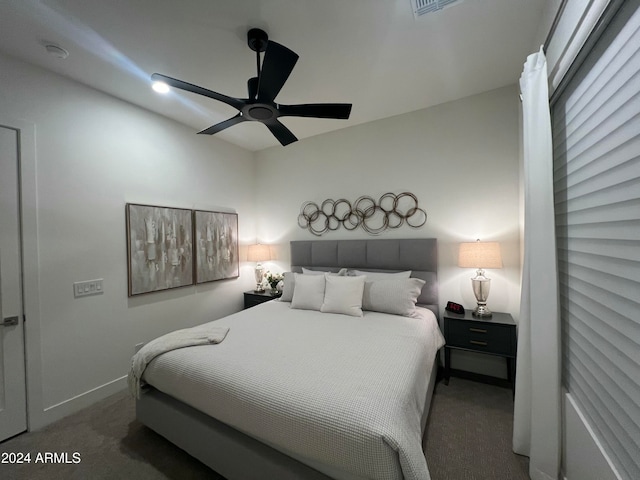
0, 117, 45, 431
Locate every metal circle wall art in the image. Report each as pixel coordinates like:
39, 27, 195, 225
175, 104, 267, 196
298, 192, 427, 236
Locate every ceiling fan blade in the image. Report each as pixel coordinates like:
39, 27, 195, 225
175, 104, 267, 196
278, 103, 352, 119
257, 41, 299, 102
265, 120, 298, 146
151, 73, 245, 111
198, 113, 246, 135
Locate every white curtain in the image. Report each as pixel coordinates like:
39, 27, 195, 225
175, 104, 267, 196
513, 47, 561, 480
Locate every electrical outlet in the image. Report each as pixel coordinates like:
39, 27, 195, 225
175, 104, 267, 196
73, 279, 104, 298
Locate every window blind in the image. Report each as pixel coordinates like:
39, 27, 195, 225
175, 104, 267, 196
551, 1, 640, 479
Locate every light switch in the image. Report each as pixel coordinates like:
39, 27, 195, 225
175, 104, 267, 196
73, 279, 104, 298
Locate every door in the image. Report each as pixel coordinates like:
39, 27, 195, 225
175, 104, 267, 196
0, 125, 27, 440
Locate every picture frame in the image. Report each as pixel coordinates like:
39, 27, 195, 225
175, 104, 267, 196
126, 203, 194, 296
194, 210, 239, 284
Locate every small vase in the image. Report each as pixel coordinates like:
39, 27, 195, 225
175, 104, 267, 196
270, 287, 281, 297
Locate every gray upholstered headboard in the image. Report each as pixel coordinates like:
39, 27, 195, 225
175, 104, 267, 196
290, 239, 438, 318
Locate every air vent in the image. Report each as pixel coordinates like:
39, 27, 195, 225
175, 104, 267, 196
412, 0, 461, 17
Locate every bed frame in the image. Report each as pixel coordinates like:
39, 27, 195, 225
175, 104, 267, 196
137, 238, 439, 480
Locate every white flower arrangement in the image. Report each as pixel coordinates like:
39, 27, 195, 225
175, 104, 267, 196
265, 271, 284, 290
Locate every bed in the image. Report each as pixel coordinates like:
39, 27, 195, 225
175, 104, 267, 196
136, 238, 443, 480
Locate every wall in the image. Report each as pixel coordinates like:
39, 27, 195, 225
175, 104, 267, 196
0, 52, 257, 428
255, 85, 522, 378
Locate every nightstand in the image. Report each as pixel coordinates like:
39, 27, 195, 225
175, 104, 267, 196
443, 311, 517, 393
243, 290, 278, 309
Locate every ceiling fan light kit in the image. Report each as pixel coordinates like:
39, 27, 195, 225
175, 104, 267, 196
152, 81, 170, 94
151, 28, 352, 146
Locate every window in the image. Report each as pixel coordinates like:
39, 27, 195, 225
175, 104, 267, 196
552, 1, 640, 479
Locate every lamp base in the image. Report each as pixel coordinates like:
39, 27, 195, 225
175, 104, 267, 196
254, 264, 265, 293
471, 273, 492, 317
472, 303, 492, 317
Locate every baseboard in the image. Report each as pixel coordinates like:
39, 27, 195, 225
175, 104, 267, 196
563, 391, 621, 480
447, 368, 512, 389
529, 466, 558, 480
34, 375, 128, 429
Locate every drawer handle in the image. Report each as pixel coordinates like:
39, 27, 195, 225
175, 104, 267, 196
470, 340, 488, 346
469, 328, 487, 333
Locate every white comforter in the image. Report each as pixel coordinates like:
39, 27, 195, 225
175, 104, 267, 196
142, 301, 445, 480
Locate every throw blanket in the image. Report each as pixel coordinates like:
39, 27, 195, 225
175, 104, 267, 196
128, 325, 229, 398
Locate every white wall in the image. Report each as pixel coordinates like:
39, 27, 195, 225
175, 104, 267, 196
0, 52, 257, 428
255, 85, 522, 378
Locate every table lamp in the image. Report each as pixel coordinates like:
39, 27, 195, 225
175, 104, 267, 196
458, 240, 502, 317
247, 244, 271, 292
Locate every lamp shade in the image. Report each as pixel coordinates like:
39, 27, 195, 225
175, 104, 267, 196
247, 244, 271, 262
458, 241, 502, 269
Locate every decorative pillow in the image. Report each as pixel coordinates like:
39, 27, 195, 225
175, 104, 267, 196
290, 273, 326, 311
279, 272, 295, 302
362, 278, 426, 317
320, 274, 366, 317
350, 269, 412, 280
281, 269, 347, 302
302, 267, 347, 276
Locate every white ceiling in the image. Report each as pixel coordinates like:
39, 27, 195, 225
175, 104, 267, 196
0, 0, 547, 151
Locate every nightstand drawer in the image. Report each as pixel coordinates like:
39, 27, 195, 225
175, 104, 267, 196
244, 291, 277, 309
245, 297, 267, 308
446, 319, 515, 356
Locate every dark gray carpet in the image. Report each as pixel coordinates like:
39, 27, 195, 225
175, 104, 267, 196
0, 378, 529, 479
424, 378, 530, 479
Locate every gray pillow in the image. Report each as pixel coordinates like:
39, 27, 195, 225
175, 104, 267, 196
362, 278, 426, 317
302, 267, 347, 275
280, 272, 295, 302
351, 269, 411, 280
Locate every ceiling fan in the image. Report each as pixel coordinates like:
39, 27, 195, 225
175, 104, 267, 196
151, 28, 353, 146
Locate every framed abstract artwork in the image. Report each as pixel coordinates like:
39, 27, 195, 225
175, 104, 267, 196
194, 210, 239, 284
126, 203, 194, 296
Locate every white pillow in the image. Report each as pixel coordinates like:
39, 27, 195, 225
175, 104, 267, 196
281, 269, 347, 302
362, 278, 425, 317
320, 274, 366, 317
302, 267, 347, 276
290, 273, 326, 311
351, 269, 412, 280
